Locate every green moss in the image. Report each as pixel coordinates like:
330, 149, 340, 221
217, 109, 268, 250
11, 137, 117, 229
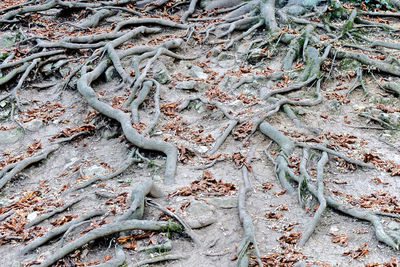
164, 221, 183, 233
339, 58, 361, 70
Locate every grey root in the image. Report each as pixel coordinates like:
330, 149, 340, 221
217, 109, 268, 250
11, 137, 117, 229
0, 0, 399, 266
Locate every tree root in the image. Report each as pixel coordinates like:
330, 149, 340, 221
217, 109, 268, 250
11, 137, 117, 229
181, 0, 199, 23
295, 142, 375, 169
381, 81, 400, 96
113, 18, 190, 32
146, 199, 202, 246
297, 151, 328, 247
78, 60, 177, 184
259, 121, 296, 193
346, 67, 368, 97
116, 178, 159, 222
143, 79, 161, 135
0, 145, 59, 190
207, 120, 238, 155
131, 80, 152, 124
236, 152, 262, 267
283, 104, 321, 135
261, 74, 317, 100
334, 49, 400, 77
248, 79, 323, 142
0, 132, 89, 190
20, 209, 106, 255
131, 254, 188, 267
225, 19, 263, 49
26, 197, 83, 228
36, 220, 182, 267
78, 9, 114, 28
0, 209, 15, 222
358, 112, 396, 130
0, 50, 64, 70
72, 149, 140, 191
0, 62, 30, 87
261, 119, 398, 249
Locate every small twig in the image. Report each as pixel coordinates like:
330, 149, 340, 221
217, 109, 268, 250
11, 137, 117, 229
146, 199, 202, 246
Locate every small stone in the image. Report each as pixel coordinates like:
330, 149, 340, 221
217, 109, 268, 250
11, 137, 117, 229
59, 66, 71, 78
23, 119, 43, 132
153, 62, 170, 84
175, 80, 208, 91
218, 59, 235, 68
0, 101, 6, 108
247, 48, 265, 62
194, 101, 206, 113
0, 127, 23, 144
330, 225, 339, 233
388, 221, 400, 231
218, 74, 237, 88
65, 157, 79, 170
217, 52, 234, 61
197, 146, 208, 154
27, 211, 38, 221
0, 32, 16, 49
153, 175, 162, 182
211, 47, 222, 57
378, 113, 390, 122
42, 63, 53, 74
228, 100, 243, 109
190, 65, 208, 79
237, 43, 249, 55
82, 165, 107, 177
293, 261, 306, 267
176, 80, 196, 90
185, 200, 217, 228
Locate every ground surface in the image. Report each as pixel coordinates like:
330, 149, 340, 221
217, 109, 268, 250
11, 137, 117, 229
0, 0, 400, 266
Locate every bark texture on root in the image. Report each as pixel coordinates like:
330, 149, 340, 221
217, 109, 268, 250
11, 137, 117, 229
297, 151, 328, 247
36, 220, 182, 267
25, 197, 83, 228
78, 60, 178, 184
259, 121, 296, 193
21, 209, 106, 255
236, 152, 262, 267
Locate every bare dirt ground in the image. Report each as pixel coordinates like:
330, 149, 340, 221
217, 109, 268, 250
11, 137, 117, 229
0, 0, 400, 266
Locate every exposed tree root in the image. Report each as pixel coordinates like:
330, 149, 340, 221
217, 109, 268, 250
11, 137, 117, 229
21, 209, 106, 255
0, 146, 59, 190
26, 197, 83, 228
147, 199, 202, 246
36, 220, 182, 267
1, 0, 400, 265
261, 122, 398, 250
236, 151, 262, 267
78, 57, 178, 184
72, 149, 140, 191
381, 81, 400, 96
0, 132, 88, 190
297, 151, 328, 247
132, 254, 188, 267
0, 209, 15, 222
346, 67, 368, 97
334, 49, 400, 77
